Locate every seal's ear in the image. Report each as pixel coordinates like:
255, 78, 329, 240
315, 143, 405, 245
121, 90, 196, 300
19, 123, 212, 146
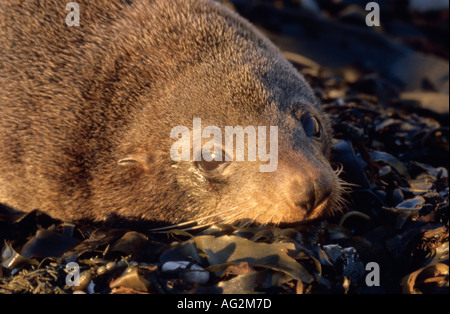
118, 153, 153, 171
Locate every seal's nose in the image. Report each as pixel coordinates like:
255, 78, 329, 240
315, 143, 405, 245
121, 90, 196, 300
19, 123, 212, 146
290, 177, 332, 212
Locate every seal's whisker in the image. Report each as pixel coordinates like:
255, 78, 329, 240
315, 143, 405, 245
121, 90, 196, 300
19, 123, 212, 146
224, 202, 262, 227
148, 207, 239, 232
328, 177, 351, 215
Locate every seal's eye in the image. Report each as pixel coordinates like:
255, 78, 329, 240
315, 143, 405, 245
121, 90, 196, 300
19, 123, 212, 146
196, 150, 228, 172
302, 115, 322, 139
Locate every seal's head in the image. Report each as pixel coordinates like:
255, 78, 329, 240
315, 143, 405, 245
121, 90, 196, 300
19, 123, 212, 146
111, 0, 346, 228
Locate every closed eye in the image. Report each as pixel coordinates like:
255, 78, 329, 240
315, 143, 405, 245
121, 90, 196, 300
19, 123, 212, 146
195, 149, 230, 172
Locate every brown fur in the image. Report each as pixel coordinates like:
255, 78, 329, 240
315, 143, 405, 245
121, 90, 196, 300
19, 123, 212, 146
0, 0, 342, 227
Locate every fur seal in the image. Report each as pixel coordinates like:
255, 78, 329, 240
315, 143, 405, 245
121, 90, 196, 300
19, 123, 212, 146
0, 0, 344, 228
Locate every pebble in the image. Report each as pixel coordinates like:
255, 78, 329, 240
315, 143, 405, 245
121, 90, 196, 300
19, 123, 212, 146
161, 261, 210, 284
392, 188, 404, 205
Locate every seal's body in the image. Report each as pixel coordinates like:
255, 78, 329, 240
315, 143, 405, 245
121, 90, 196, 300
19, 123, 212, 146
0, 0, 343, 227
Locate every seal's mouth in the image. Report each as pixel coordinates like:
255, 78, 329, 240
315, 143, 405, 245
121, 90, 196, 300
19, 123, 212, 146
302, 195, 334, 221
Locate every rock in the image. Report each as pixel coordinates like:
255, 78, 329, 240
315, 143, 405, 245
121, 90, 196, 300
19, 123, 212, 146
409, 0, 449, 13
401, 92, 449, 114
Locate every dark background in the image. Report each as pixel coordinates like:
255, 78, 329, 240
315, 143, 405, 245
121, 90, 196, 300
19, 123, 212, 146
220, 0, 449, 96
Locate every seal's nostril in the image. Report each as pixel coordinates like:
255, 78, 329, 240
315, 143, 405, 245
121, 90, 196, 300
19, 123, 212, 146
313, 177, 333, 209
